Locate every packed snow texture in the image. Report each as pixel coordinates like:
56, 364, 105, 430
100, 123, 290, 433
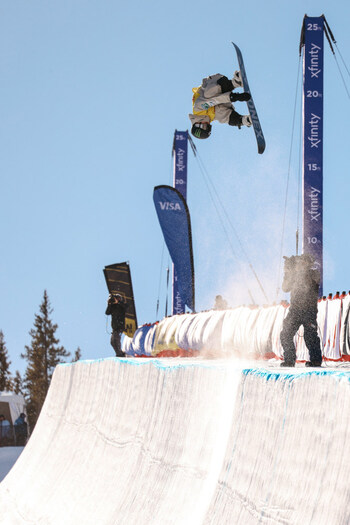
1, 358, 350, 524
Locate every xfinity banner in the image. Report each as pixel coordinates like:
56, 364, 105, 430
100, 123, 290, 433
172, 130, 189, 314
302, 16, 324, 295
173, 130, 188, 199
153, 185, 195, 313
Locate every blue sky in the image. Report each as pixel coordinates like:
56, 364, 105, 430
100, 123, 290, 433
1, 1, 349, 375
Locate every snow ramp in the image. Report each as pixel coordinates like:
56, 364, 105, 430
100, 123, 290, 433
1, 358, 350, 525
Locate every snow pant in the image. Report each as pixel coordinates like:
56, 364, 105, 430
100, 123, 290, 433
280, 307, 322, 364
15, 430, 27, 446
110, 330, 125, 357
193, 74, 238, 125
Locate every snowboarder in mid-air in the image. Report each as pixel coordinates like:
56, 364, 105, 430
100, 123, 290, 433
189, 72, 252, 139
280, 254, 323, 368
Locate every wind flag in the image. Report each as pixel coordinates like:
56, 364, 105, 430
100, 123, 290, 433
153, 185, 195, 312
103, 262, 138, 337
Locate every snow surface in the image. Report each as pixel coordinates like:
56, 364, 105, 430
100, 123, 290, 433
0, 447, 24, 483
0, 358, 350, 524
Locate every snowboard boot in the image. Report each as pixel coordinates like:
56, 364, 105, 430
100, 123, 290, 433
232, 70, 243, 88
230, 92, 251, 102
305, 360, 322, 367
280, 360, 295, 367
241, 115, 252, 127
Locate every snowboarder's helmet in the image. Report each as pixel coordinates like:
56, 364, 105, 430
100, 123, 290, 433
191, 122, 212, 139
114, 294, 123, 301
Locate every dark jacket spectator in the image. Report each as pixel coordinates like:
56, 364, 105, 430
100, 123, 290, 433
280, 254, 322, 367
282, 255, 320, 310
14, 413, 28, 446
106, 294, 127, 357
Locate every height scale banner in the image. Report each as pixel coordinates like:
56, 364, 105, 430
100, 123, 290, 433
303, 16, 324, 295
172, 131, 189, 314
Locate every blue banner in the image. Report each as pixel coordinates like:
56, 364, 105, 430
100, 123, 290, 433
172, 131, 189, 313
153, 185, 195, 312
302, 16, 324, 295
173, 130, 188, 199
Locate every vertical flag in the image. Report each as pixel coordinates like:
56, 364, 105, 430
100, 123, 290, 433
172, 130, 189, 314
153, 185, 195, 312
302, 15, 324, 295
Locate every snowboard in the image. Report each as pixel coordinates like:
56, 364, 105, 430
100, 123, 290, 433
232, 42, 266, 154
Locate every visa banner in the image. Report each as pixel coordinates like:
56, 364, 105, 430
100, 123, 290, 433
153, 184, 195, 312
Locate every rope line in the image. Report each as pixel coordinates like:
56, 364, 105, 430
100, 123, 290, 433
155, 155, 174, 318
191, 149, 265, 304
322, 17, 350, 99
165, 265, 170, 317
335, 43, 350, 79
156, 243, 165, 319
276, 56, 302, 300
296, 77, 303, 256
332, 52, 350, 100
196, 155, 268, 302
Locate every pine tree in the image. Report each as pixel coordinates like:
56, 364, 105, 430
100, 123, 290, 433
0, 330, 13, 392
13, 371, 24, 396
71, 347, 82, 362
21, 291, 70, 428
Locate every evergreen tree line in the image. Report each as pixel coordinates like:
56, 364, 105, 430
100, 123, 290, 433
0, 290, 81, 431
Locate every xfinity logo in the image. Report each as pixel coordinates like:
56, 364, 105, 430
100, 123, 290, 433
159, 201, 182, 211
308, 113, 321, 148
308, 43, 321, 78
173, 290, 184, 314
308, 186, 321, 221
175, 147, 186, 173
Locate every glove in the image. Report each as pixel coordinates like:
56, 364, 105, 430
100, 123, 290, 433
229, 92, 251, 102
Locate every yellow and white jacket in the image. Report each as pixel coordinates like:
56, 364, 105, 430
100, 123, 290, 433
189, 74, 234, 126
